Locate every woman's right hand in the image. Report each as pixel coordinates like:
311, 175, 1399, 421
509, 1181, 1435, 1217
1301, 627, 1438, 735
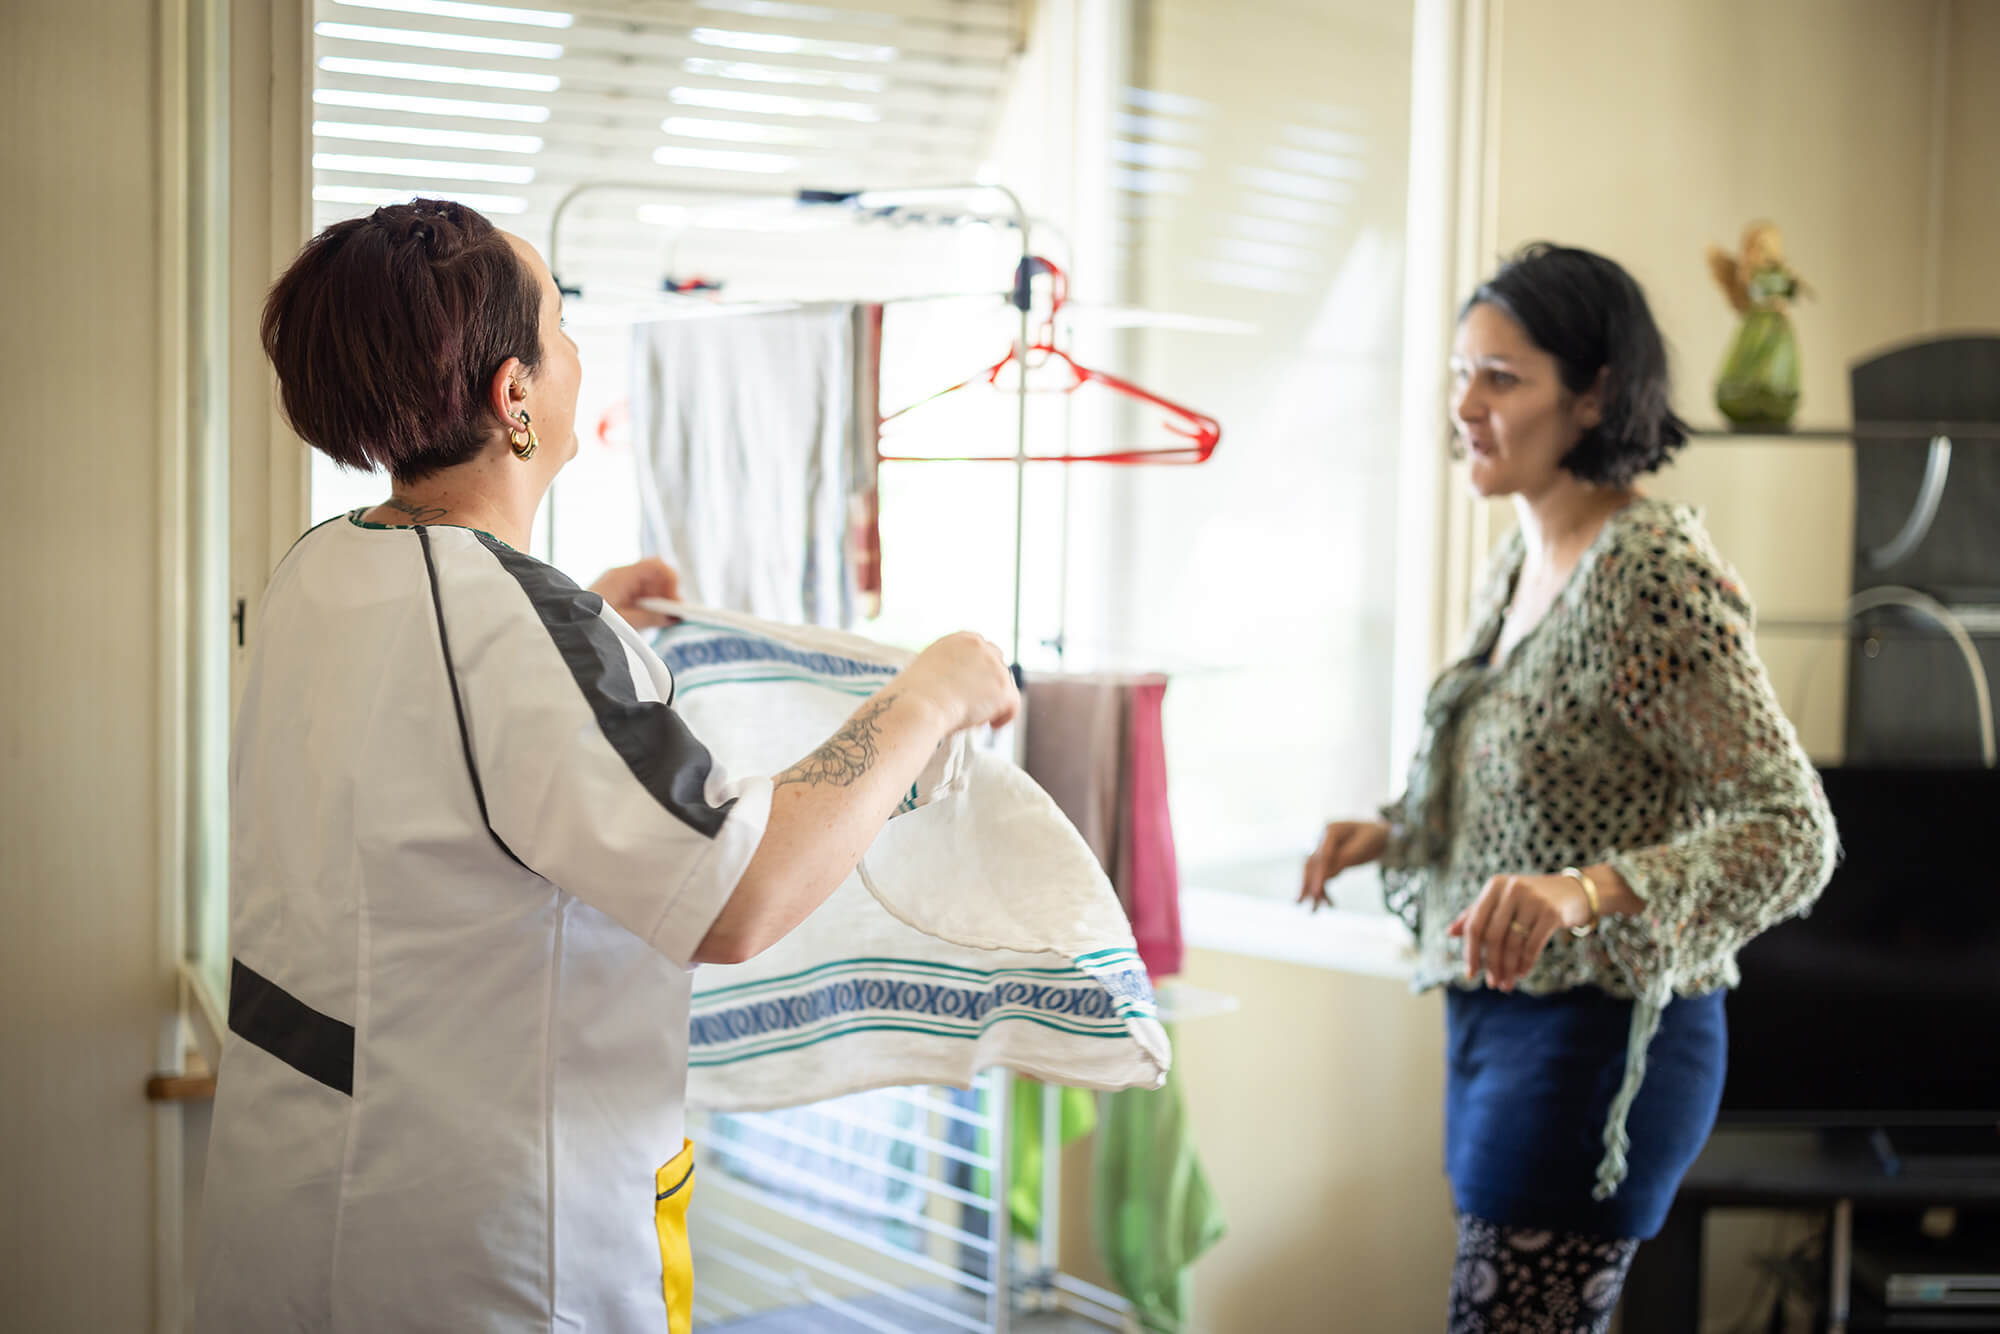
702, 632, 1016, 964
898, 632, 1020, 734
1298, 820, 1390, 911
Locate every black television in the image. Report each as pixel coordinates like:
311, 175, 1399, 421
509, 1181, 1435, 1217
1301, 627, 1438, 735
1718, 765, 2000, 1128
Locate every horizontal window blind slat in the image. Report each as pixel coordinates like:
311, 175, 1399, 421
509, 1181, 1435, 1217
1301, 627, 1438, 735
566, 0, 1019, 41
312, 36, 1010, 94
311, 109, 983, 157
315, 64, 1004, 127
313, 0, 1017, 280
320, 1, 1017, 65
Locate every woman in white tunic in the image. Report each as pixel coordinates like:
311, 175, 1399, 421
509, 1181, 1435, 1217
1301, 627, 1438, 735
195, 198, 1018, 1333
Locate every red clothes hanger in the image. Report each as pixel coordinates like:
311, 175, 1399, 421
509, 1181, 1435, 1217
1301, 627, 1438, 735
877, 258, 1222, 465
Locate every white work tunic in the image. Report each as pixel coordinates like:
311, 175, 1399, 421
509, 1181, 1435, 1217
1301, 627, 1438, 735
196, 515, 771, 1333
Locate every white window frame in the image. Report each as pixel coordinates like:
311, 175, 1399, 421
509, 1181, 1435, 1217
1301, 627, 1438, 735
1172, 0, 1490, 975
163, 0, 313, 1061
154, 2, 310, 1324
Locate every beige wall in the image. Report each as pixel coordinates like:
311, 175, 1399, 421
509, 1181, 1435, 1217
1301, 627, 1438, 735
1474, 0, 2000, 760
0, 2, 171, 1329
1479, 0, 1964, 762
1055, 950, 1455, 1334
3, 2, 305, 1329
1939, 0, 2000, 331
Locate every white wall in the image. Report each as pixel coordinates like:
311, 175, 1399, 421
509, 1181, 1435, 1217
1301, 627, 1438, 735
0, 2, 173, 1328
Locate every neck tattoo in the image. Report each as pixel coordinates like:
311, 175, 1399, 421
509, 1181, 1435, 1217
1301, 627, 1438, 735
383, 495, 449, 525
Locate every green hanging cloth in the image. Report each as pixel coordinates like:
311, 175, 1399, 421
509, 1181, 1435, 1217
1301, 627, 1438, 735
1092, 1036, 1225, 1334
1008, 1077, 1099, 1238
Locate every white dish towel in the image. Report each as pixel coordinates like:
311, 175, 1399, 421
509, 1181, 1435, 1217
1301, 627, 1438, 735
642, 601, 1172, 1112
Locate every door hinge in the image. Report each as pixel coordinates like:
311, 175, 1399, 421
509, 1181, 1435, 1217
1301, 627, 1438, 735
231, 597, 246, 648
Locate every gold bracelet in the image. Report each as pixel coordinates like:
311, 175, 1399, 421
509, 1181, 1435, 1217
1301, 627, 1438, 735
1560, 866, 1601, 937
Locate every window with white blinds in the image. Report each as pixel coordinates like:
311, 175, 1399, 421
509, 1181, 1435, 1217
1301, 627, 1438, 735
310, 0, 1023, 287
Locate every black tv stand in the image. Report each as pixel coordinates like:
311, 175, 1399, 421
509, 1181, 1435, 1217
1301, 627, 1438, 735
1863, 1125, 2000, 1178
1623, 1126, 2000, 1334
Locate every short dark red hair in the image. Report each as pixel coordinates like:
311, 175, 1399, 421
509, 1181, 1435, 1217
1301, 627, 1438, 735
262, 198, 544, 482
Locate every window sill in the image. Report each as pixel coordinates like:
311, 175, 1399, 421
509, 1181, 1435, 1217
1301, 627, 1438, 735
1180, 885, 1416, 980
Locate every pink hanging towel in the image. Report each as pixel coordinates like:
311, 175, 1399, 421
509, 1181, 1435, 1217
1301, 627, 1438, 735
1119, 678, 1183, 980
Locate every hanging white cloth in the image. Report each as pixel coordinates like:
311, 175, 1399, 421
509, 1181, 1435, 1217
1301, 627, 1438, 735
643, 601, 1172, 1112
630, 304, 878, 628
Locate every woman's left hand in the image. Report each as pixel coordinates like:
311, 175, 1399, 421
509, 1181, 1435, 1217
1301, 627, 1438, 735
590, 557, 682, 630
1448, 873, 1595, 991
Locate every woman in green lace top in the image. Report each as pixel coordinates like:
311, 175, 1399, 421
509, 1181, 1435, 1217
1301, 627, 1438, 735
1300, 245, 1837, 1333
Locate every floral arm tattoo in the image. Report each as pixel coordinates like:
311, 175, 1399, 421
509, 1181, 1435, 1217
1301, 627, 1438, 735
775, 695, 895, 790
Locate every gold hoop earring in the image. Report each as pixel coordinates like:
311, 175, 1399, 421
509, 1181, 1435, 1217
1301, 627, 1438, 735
508, 409, 538, 461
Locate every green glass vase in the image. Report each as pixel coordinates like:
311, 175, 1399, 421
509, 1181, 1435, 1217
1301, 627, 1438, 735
1714, 306, 1800, 431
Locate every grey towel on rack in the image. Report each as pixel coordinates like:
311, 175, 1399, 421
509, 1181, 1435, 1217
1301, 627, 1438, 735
631, 304, 882, 628
1022, 675, 1129, 890
1023, 674, 1186, 978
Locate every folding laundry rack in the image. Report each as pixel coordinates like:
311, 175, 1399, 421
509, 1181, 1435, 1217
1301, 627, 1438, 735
549, 178, 1042, 667
551, 178, 1175, 1333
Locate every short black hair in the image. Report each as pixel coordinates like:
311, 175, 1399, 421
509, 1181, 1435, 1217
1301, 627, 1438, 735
1465, 243, 1688, 486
